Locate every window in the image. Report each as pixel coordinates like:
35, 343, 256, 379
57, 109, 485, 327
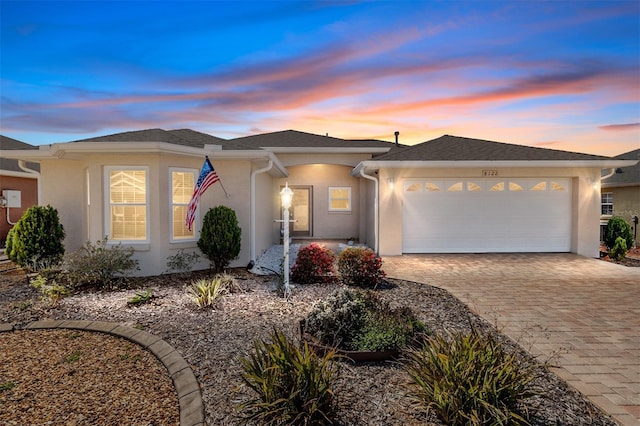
447, 182, 463, 192
425, 182, 440, 192
467, 182, 482, 192
405, 183, 422, 192
550, 181, 566, 191
171, 169, 196, 241
509, 182, 524, 191
106, 167, 148, 242
489, 182, 505, 191
328, 187, 351, 211
601, 192, 613, 215
530, 181, 547, 191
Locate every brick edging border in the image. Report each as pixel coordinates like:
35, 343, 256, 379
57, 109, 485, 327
0, 321, 205, 426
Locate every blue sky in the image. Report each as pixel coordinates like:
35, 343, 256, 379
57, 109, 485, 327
1, 0, 638, 155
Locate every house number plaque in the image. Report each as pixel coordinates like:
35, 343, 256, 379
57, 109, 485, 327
482, 170, 498, 176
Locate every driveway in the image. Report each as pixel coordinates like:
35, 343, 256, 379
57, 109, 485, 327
382, 253, 640, 426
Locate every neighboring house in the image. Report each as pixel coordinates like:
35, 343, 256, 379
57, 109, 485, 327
600, 148, 640, 246
0, 135, 40, 245
0, 129, 635, 275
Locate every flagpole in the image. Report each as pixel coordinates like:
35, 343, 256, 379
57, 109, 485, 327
205, 156, 230, 198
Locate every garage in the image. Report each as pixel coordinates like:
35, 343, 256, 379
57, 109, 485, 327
402, 178, 571, 253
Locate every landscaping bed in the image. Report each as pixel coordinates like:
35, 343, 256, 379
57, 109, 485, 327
0, 263, 617, 425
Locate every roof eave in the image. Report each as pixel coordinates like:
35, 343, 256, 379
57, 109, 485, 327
264, 147, 391, 154
353, 159, 639, 175
0, 142, 289, 177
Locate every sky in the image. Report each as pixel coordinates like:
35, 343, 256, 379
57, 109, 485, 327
1, 0, 639, 156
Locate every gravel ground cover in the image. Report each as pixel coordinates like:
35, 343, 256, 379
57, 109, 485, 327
0, 260, 618, 425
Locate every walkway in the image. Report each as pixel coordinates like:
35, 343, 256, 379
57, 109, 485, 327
383, 253, 640, 426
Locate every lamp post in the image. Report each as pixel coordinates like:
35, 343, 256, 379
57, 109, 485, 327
280, 183, 294, 298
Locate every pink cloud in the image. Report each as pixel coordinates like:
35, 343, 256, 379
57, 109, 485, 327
598, 123, 640, 131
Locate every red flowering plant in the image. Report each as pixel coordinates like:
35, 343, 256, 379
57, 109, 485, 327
290, 243, 336, 284
337, 247, 386, 289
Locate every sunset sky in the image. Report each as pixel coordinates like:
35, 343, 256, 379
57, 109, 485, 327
1, 0, 639, 155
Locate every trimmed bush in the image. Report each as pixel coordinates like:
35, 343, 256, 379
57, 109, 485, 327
291, 243, 336, 284
404, 329, 541, 425
197, 206, 241, 272
604, 216, 633, 251
239, 328, 340, 425
65, 237, 139, 289
610, 236, 628, 261
304, 287, 425, 352
337, 247, 386, 288
6, 205, 65, 270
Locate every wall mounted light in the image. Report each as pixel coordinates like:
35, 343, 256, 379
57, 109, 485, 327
387, 178, 395, 191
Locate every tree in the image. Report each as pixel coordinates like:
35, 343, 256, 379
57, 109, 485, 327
197, 206, 242, 272
6, 205, 65, 269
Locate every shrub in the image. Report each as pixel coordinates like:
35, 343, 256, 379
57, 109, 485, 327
30, 274, 69, 306
610, 236, 628, 261
304, 287, 425, 352
404, 329, 541, 425
238, 328, 340, 425
165, 249, 200, 276
337, 247, 386, 288
291, 243, 336, 284
65, 237, 139, 289
197, 206, 241, 272
6, 205, 65, 270
604, 217, 633, 251
188, 274, 237, 308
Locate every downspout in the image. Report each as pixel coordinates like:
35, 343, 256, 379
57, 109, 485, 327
601, 168, 616, 180
18, 160, 41, 205
359, 168, 379, 254
249, 160, 273, 268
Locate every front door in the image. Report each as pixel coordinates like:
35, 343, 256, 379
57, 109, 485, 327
285, 186, 312, 237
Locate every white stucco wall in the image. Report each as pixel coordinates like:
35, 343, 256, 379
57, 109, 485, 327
40, 153, 262, 276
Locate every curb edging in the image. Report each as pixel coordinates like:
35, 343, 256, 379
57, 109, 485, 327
1, 321, 205, 426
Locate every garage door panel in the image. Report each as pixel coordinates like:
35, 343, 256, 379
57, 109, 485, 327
402, 178, 571, 253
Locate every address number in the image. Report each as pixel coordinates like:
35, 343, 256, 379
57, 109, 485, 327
482, 170, 498, 176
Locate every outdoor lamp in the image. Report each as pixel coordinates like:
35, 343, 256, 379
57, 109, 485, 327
280, 182, 294, 298
280, 183, 293, 209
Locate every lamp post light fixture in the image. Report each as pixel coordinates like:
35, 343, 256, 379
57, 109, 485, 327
280, 183, 294, 298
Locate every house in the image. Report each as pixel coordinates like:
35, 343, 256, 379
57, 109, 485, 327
0, 135, 40, 245
600, 148, 640, 246
0, 129, 635, 276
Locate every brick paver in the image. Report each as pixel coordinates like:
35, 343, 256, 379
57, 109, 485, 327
383, 253, 640, 426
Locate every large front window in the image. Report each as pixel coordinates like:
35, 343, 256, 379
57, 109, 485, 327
171, 169, 196, 241
106, 167, 148, 241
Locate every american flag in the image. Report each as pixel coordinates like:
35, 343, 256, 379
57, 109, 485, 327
186, 157, 220, 231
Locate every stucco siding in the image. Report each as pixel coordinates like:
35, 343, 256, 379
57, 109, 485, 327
277, 164, 361, 240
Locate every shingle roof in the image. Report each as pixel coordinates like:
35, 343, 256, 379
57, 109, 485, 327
602, 148, 640, 186
69, 128, 242, 149
372, 135, 609, 161
229, 129, 396, 149
0, 135, 40, 173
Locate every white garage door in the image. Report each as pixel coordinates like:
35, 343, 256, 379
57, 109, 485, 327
402, 178, 571, 253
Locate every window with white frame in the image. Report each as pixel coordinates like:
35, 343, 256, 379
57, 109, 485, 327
106, 167, 148, 242
328, 187, 351, 212
171, 168, 196, 241
601, 192, 613, 215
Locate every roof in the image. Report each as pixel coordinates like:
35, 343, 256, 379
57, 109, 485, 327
0, 135, 40, 173
70, 128, 238, 148
602, 148, 640, 187
229, 129, 397, 150
372, 135, 609, 161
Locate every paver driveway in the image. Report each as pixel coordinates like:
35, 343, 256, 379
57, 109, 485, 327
382, 253, 640, 426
